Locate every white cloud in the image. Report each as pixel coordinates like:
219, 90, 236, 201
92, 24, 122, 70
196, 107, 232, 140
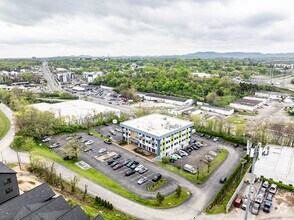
0, 0, 294, 57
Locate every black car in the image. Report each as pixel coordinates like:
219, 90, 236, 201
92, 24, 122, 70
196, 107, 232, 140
189, 146, 194, 151
125, 169, 136, 176
123, 159, 132, 166
108, 159, 115, 165
113, 154, 121, 160
220, 177, 227, 183
130, 162, 139, 169
110, 161, 119, 167
76, 136, 83, 140
152, 173, 162, 182
104, 123, 109, 126
233, 144, 239, 148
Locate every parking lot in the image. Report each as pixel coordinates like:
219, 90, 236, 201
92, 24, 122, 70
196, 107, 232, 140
93, 124, 122, 142
46, 132, 179, 199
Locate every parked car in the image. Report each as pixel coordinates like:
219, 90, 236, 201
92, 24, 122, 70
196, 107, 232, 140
104, 139, 112, 144
50, 143, 60, 149
251, 202, 260, 215
81, 139, 88, 143
107, 159, 115, 165
137, 177, 148, 185
76, 136, 83, 140
266, 193, 274, 202
135, 164, 144, 172
259, 187, 267, 196
123, 159, 132, 166
204, 155, 213, 162
179, 150, 188, 156
114, 128, 120, 132
220, 177, 227, 184
88, 132, 94, 136
170, 155, 178, 161
98, 148, 107, 154
130, 161, 139, 169
269, 184, 277, 194
113, 154, 121, 160
139, 167, 148, 174
65, 136, 73, 141
83, 147, 92, 152
42, 137, 51, 143
184, 164, 196, 174
213, 137, 220, 142
255, 194, 264, 204
206, 136, 212, 139
152, 173, 162, 182
173, 154, 181, 159
85, 140, 93, 145
209, 151, 218, 157
241, 198, 248, 210
110, 161, 119, 167
126, 160, 134, 167
125, 169, 136, 176
263, 200, 272, 213
113, 163, 124, 170
233, 144, 239, 148
195, 142, 203, 147
200, 133, 205, 137
192, 145, 199, 150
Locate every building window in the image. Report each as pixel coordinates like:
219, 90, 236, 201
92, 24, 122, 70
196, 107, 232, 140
3, 178, 11, 186
5, 188, 13, 194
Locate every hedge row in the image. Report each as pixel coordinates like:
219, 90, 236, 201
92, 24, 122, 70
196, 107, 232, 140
261, 177, 294, 192
94, 196, 113, 210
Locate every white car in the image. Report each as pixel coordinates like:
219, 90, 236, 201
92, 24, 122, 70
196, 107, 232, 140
135, 164, 144, 172
50, 143, 60, 149
98, 148, 107, 154
213, 137, 220, 142
209, 151, 218, 157
179, 150, 188, 156
137, 177, 148, 185
85, 140, 93, 145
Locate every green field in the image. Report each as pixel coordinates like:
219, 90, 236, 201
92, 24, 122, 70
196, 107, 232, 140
30, 143, 190, 209
225, 116, 246, 125
0, 110, 10, 140
156, 149, 228, 184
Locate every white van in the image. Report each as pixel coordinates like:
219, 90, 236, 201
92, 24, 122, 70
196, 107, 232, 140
184, 164, 196, 174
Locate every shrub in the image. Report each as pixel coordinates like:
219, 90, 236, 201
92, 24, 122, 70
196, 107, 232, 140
161, 156, 169, 164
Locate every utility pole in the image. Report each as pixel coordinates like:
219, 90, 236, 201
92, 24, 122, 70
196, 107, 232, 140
244, 145, 258, 220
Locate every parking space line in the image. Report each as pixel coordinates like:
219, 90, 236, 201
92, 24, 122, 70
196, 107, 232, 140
130, 174, 140, 182
119, 167, 129, 174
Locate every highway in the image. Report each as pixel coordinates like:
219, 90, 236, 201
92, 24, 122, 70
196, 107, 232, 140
42, 61, 62, 92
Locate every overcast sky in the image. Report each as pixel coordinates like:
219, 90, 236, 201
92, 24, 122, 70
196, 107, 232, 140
0, 0, 294, 58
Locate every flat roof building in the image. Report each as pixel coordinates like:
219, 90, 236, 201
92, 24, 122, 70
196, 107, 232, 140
200, 105, 234, 116
31, 100, 120, 124
255, 146, 294, 186
120, 114, 194, 157
229, 98, 266, 112
142, 93, 194, 106
168, 105, 196, 116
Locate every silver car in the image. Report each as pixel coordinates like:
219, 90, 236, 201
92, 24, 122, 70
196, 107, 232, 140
251, 202, 260, 215
137, 177, 148, 185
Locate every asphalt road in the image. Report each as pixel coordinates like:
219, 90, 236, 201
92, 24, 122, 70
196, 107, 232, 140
0, 103, 244, 220
42, 61, 62, 92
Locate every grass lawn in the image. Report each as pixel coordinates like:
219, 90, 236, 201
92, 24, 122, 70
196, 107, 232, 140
0, 110, 10, 140
225, 116, 246, 125
31, 143, 190, 208
147, 179, 167, 191
90, 129, 108, 140
156, 149, 228, 184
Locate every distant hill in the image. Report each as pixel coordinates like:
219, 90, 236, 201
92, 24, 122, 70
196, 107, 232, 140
179, 51, 294, 59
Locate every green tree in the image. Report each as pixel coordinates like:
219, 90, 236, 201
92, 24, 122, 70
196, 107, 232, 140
161, 156, 169, 164
175, 185, 182, 198
62, 139, 80, 159
156, 192, 165, 205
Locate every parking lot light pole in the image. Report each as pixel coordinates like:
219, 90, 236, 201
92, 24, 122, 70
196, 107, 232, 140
245, 146, 258, 220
